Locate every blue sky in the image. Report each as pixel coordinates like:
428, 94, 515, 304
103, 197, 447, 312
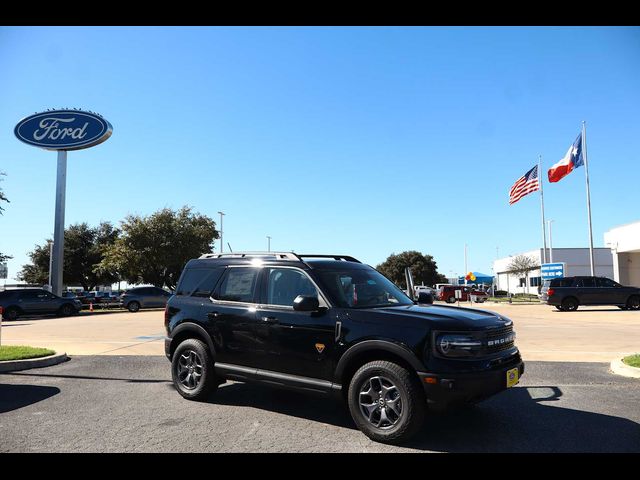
1, 26, 639, 283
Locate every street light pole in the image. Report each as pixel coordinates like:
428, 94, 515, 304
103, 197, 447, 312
48, 240, 54, 291
267, 236, 271, 252
217, 211, 225, 253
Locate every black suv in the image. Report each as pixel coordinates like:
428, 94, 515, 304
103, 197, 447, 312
541, 276, 640, 311
0, 288, 83, 320
164, 252, 524, 444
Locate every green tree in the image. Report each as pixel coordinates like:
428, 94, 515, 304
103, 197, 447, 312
506, 254, 539, 294
376, 251, 447, 289
17, 222, 120, 290
99, 206, 218, 290
1, 171, 12, 263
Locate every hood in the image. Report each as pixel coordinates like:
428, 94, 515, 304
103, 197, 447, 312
359, 304, 510, 330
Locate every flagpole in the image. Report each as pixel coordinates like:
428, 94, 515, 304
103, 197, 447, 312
539, 155, 548, 265
582, 121, 595, 275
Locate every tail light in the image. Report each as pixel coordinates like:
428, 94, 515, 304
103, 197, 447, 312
547, 288, 555, 297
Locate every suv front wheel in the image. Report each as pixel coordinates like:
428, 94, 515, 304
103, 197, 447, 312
171, 338, 217, 401
347, 360, 425, 444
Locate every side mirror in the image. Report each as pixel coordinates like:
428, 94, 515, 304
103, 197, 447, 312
417, 292, 433, 304
293, 295, 320, 312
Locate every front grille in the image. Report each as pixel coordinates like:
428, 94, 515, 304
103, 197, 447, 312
484, 325, 515, 354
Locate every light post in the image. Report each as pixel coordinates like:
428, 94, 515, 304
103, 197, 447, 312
48, 240, 54, 292
267, 236, 271, 252
217, 211, 225, 253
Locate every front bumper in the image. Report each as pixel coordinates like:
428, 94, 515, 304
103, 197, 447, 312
417, 358, 525, 406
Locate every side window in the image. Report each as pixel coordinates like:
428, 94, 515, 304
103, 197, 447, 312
214, 268, 259, 303
19, 291, 39, 300
176, 269, 211, 296
266, 268, 318, 307
193, 268, 225, 297
577, 278, 596, 288
596, 278, 618, 288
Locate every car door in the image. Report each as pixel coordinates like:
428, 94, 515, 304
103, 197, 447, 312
38, 291, 61, 312
595, 277, 626, 305
204, 266, 262, 368
575, 277, 597, 305
255, 267, 336, 381
17, 290, 44, 313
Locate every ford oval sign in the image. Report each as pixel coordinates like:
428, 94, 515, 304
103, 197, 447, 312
14, 109, 113, 151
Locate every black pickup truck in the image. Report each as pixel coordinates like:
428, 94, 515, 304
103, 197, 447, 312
540, 276, 640, 311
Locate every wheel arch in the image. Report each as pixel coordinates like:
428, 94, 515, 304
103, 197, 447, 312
335, 340, 425, 397
169, 322, 216, 361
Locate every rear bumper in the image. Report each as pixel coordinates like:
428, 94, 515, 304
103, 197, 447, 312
165, 337, 172, 360
417, 359, 525, 406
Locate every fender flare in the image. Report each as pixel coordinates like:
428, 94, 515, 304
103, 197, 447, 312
334, 339, 426, 381
169, 322, 216, 359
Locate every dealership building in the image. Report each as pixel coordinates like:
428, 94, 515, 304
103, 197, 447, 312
604, 221, 640, 287
493, 248, 614, 294
493, 220, 640, 294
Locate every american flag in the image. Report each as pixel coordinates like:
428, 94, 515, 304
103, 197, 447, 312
509, 165, 540, 205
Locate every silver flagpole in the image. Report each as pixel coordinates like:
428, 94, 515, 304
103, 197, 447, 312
582, 121, 595, 275
539, 155, 548, 265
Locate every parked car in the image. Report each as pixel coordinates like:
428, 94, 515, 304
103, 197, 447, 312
0, 288, 82, 320
164, 251, 523, 444
437, 285, 488, 303
540, 276, 640, 311
120, 286, 172, 312
413, 285, 437, 298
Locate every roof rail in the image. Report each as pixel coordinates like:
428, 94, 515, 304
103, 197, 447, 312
297, 254, 361, 263
199, 251, 302, 261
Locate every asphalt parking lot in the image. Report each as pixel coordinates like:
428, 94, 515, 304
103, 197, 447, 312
1, 356, 639, 452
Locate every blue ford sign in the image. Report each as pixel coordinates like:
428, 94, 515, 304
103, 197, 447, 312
14, 109, 112, 151
541, 262, 566, 280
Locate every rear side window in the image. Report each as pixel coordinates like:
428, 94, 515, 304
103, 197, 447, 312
596, 278, 619, 288
193, 268, 225, 297
551, 278, 574, 287
176, 269, 211, 296
576, 278, 596, 288
214, 268, 259, 303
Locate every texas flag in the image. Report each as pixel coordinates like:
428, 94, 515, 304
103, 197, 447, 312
548, 134, 583, 183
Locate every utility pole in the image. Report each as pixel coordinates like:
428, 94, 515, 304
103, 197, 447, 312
217, 211, 225, 253
267, 235, 271, 252
48, 240, 54, 292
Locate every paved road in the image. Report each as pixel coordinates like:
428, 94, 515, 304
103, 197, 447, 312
2, 303, 638, 361
1, 357, 638, 452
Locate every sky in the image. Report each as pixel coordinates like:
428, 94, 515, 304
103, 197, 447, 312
1, 26, 639, 284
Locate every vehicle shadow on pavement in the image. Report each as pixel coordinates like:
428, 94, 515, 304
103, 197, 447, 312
405, 385, 640, 452
5, 371, 171, 384
210, 382, 356, 429
0, 384, 60, 414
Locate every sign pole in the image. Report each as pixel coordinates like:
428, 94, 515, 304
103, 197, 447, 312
51, 150, 67, 296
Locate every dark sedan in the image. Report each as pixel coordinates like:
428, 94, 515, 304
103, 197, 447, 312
540, 276, 640, 311
0, 288, 83, 320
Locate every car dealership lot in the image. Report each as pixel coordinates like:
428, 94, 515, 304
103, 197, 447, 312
1, 356, 639, 452
1, 303, 638, 362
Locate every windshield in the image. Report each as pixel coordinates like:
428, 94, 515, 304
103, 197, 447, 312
314, 268, 413, 308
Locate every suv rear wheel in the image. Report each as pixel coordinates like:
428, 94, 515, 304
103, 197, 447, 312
561, 297, 579, 312
58, 303, 74, 316
171, 338, 217, 401
347, 360, 425, 444
4, 306, 19, 320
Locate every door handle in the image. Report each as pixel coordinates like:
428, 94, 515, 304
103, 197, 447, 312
261, 316, 278, 324
207, 311, 219, 319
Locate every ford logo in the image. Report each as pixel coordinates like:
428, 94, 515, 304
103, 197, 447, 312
14, 109, 113, 151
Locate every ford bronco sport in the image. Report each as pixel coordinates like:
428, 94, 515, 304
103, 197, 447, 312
165, 252, 524, 444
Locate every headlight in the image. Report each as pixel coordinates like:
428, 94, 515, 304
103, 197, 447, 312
436, 333, 483, 357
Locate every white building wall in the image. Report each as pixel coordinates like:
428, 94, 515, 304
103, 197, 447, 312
493, 247, 613, 295
605, 221, 640, 287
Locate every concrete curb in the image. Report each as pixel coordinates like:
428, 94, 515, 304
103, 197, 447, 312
610, 358, 640, 379
0, 352, 69, 373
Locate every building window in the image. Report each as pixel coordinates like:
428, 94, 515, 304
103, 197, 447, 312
519, 278, 526, 287
530, 277, 541, 287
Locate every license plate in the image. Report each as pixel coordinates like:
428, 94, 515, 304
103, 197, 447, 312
506, 367, 519, 388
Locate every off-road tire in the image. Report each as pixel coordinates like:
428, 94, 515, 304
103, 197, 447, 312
171, 338, 217, 401
347, 360, 425, 444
